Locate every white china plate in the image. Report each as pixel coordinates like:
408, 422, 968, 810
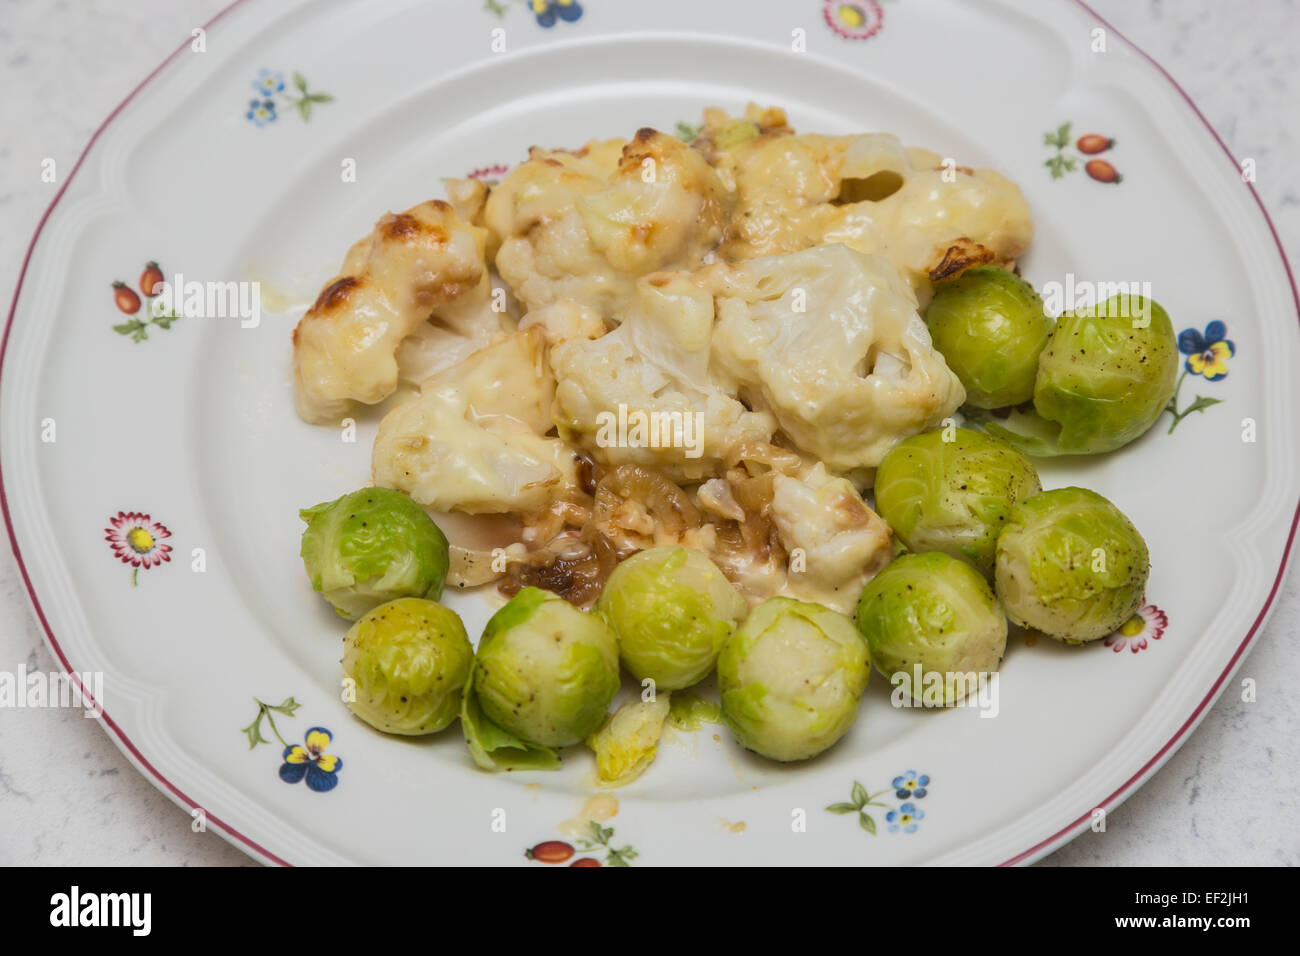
3, 0, 1297, 866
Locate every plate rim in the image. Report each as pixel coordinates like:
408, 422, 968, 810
1, 0, 1296, 868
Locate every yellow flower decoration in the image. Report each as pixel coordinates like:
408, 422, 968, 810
1185, 340, 1233, 380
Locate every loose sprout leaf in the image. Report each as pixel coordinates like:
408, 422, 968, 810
666, 692, 723, 730
461, 666, 561, 772
586, 694, 670, 787
826, 802, 859, 815
850, 781, 868, 808
271, 696, 301, 717
965, 406, 1067, 458
859, 812, 877, 835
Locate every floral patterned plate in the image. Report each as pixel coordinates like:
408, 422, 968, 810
2, 0, 1297, 866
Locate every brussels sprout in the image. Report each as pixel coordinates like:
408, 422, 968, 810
597, 546, 747, 690
854, 552, 1007, 705
585, 693, 671, 787
461, 673, 561, 773
300, 487, 449, 620
926, 266, 1051, 409
982, 294, 1178, 456
717, 598, 870, 762
874, 428, 1041, 577
473, 587, 620, 750
995, 487, 1149, 644
341, 597, 473, 735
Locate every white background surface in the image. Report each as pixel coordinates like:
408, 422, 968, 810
0, 0, 1296, 866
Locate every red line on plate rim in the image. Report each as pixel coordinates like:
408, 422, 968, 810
0, 0, 1296, 869
0, 0, 293, 869
999, 0, 1300, 866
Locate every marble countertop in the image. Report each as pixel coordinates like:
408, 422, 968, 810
0, 0, 1296, 866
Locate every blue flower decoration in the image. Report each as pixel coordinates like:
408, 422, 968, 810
885, 802, 925, 834
279, 726, 342, 792
246, 98, 277, 126
892, 770, 929, 800
531, 0, 583, 28
253, 69, 285, 96
1177, 321, 1234, 380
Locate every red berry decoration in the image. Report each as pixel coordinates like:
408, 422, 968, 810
113, 281, 141, 314
139, 261, 165, 297
1085, 159, 1121, 184
1076, 134, 1114, 155
525, 841, 575, 864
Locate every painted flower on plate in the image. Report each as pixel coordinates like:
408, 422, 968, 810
468, 163, 510, 181
105, 511, 172, 585
1102, 604, 1168, 654
885, 802, 925, 834
892, 770, 929, 800
824, 0, 884, 40
280, 726, 343, 792
253, 69, 286, 97
246, 98, 277, 126
532, 0, 583, 28
1178, 321, 1234, 381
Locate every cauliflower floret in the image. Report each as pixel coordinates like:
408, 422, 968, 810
486, 130, 731, 317
770, 463, 892, 614
707, 244, 965, 476
442, 177, 490, 231
293, 199, 501, 424
703, 106, 1033, 301
518, 298, 607, 348
372, 327, 578, 514
550, 272, 774, 482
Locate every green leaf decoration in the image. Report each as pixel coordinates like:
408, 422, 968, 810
1183, 395, 1223, 416
293, 71, 308, 93
859, 812, 877, 835
1042, 122, 1072, 149
241, 717, 266, 749
607, 845, 637, 867
271, 696, 301, 717
1045, 154, 1078, 180
850, 781, 868, 808
113, 319, 149, 342
1165, 370, 1227, 433
825, 802, 859, 815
